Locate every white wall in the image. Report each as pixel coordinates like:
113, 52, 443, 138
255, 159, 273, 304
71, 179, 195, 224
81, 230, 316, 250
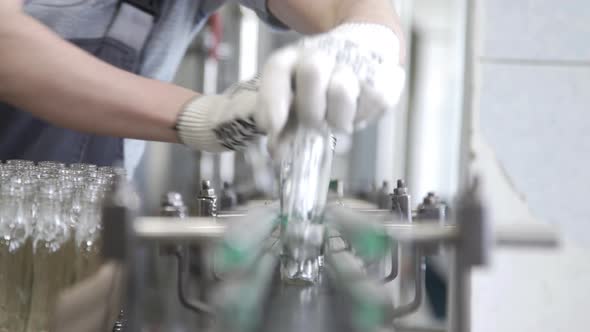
470, 0, 590, 330
478, 0, 590, 244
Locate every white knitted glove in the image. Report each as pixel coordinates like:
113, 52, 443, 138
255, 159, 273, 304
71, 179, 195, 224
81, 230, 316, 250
177, 77, 264, 152
177, 23, 405, 152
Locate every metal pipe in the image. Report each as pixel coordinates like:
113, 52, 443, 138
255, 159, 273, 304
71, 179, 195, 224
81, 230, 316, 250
393, 323, 446, 332
173, 250, 215, 315
447, 247, 470, 332
457, 0, 479, 193
382, 244, 399, 283
383, 222, 559, 248
392, 248, 425, 318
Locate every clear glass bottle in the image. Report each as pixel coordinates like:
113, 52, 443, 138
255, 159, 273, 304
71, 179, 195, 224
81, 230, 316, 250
279, 126, 334, 284
0, 160, 120, 331
69, 163, 97, 172
58, 181, 77, 288
5, 160, 34, 168
27, 180, 71, 332
0, 176, 35, 332
73, 184, 104, 282
37, 161, 66, 170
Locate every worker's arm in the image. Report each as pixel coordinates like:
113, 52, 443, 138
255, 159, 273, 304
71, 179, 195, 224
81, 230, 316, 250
0, 6, 194, 143
0, 1, 406, 154
268, 0, 405, 59
0, 4, 258, 153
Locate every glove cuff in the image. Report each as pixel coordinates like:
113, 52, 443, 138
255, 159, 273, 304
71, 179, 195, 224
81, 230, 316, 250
176, 95, 229, 153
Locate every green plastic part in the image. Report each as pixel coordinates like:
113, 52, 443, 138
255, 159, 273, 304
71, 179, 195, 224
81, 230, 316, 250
353, 231, 390, 261
354, 300, 383, 331
217, 243, 248, 272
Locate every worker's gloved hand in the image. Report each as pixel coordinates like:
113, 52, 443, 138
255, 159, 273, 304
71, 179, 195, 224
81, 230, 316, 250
176, 23, 405, 153
258, 23, 405, 139
176, 77, 264, 152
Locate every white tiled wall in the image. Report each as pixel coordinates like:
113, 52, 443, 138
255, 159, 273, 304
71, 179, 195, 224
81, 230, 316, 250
472, 0, 590, 330
479, 63, 590, 243
477, 0, 590, 244
481, 0, 590, 61
472, 244, 590, 332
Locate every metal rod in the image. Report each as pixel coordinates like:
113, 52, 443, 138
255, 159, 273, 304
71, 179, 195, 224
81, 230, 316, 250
383, 222, 559, 248
392, 248, 425, 318
216, 212, 248, 218
133, 217, 558, 247
494, 223, 559, 248
384, 223, 458, 244
134, 217, 225, 241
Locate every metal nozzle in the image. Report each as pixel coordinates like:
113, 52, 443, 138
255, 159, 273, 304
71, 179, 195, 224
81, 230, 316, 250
377, 180, 392, 209
393, 179, 408, 195
199, 180, 216, 198
196, 180, 217, 217
391, 179, 411, 222
330, 134, 337, 151
220, 182, 238, 211
162, 192, 184, 207
160, 192, 188, 218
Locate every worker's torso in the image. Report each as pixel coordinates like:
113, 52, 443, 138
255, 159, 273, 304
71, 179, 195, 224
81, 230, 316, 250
0, 0, 223, 166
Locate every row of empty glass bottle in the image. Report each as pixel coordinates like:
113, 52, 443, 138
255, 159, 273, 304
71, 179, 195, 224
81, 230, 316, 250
0, 160, 123, 332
